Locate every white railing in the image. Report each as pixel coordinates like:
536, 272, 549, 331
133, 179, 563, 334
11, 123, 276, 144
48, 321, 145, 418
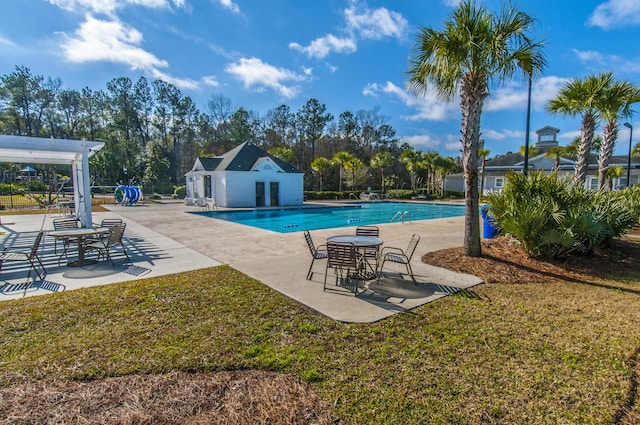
390, 211, 411, 223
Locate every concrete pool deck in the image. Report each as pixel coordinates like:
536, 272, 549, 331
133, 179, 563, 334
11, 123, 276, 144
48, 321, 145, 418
0, 201, 482, 323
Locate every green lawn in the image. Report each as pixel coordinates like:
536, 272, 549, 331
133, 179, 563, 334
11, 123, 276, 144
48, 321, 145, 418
1, 265, 639, 424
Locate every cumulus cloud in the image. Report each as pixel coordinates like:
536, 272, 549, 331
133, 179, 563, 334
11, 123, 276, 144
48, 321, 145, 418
289, 0, 407, 59
344, 1, 408, 40
61, 16, 168, 70
289, 35, 357, 59
59, 15, 198, 90
225, 57, 309, 99
400, 134, 442, 150
485, 76, 569, 112
363, 81, 457, 121
587, 0, 640, 29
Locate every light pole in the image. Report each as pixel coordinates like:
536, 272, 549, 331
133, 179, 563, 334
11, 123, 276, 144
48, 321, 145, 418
624, 122, 632, 187
523, 74, 532, 177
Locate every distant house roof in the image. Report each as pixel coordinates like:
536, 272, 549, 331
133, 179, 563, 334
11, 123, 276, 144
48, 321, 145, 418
192, 142, 303, 174
535, 126, 560, 135
485, 151, 640, 170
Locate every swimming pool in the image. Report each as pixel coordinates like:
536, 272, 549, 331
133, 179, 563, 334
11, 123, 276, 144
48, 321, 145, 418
195, 202, 465, 233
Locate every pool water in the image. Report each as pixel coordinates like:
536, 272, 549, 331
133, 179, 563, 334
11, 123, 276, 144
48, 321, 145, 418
195, 202, 465, 233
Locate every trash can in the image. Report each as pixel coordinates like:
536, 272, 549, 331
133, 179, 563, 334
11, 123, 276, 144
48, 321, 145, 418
480, 204, 499, 239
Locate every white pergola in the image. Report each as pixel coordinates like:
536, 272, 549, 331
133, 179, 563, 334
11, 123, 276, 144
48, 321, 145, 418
0, 135, 105, 227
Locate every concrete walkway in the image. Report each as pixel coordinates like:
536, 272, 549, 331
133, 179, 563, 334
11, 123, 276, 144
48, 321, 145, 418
0, 202, 482, 323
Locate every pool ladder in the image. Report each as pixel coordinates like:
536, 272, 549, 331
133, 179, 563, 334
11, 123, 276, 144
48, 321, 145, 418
390, 211, 411, 223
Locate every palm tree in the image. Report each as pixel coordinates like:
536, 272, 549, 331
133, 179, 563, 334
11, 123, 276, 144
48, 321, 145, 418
311, 156, 332, 192
633, 142, 640, 158
344, 156, 363, 192
544, 146, 566, 171
422, 151, 441, 194
370, 151, 394, 193
518, 145, 538, 174
478, 148, 490, 195
605, 165, 624, 191
331, 151, 354, 192
407, 1, 546, 257
435, 156, 461, 197
400, 149, 424, 194
547, 72, 613, 186
596, 79, 640, 189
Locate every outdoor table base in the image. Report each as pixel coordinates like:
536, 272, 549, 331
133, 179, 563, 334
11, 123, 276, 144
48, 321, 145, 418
48, 227, 109, 267
327, 235, 383, 281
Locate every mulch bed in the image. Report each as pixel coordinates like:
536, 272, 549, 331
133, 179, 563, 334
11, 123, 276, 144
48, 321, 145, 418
422, 234, 640, 284
0, 371, 334, 425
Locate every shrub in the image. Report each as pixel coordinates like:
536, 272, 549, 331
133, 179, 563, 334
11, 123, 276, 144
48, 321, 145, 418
484, 171, 639, 258
27, 180, 47, 192
173, 185, 186, 199
0, 183, 23, 195
304, 191, 354, 200
386, 189, 414, 199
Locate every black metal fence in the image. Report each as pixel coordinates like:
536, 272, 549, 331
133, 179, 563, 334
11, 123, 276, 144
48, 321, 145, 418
0, 180, 183, 210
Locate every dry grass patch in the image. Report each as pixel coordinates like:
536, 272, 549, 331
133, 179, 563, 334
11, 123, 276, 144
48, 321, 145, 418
0, 371, 332, 425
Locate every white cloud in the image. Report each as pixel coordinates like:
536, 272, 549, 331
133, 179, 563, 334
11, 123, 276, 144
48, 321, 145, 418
574, 49, 640, 73
482, 129, 507, 140
218, 0, 239, 14
485, 76, 569, 112
363, 81, 457, 121
344, 1, 408, 40
202, 76, 220, 87
47, 0, 184, 16
481, 128, 525, 142
289, 35, 356, 59
61, 15, 168, 70
202, 75, 220, 87
558, 129, 581, 141
151, 69, 199, 90
400, 134, 441, 150
0, 36, 16, 46
445, 142, 461, 152
289, 1, 407, 59
587, 0, 640, 29
60, 15, 198, 90
442, 0, 461, 7
225, 57, 309, 99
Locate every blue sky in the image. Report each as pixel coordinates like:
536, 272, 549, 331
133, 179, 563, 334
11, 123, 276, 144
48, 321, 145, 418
1, 0, 640, 157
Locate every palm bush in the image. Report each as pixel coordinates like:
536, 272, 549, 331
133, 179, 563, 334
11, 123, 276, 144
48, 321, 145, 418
484, 171, 639, 258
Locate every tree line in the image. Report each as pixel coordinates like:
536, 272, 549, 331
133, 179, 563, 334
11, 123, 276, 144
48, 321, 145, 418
0, 65, 462, 193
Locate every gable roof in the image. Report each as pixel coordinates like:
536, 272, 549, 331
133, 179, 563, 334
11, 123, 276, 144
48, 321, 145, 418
485, 151, 640, 170
194, 142, 303, 173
